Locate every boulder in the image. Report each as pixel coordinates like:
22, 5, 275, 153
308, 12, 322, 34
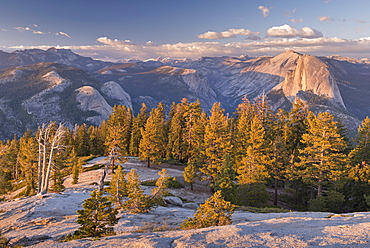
163, 196, 183, 206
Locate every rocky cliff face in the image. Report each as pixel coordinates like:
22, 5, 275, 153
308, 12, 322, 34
100, 81, 133, 109
75, 86, 112, 125
273, 53, 345, 108
0, 62, 119, 139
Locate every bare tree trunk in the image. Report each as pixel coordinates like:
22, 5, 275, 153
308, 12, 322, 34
99, 163, 109, 192
37, 123, 65, 195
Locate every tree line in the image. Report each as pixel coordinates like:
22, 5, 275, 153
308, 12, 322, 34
1, 97, 370, 212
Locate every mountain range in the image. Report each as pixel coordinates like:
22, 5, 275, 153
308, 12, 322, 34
0, 48, 369, 139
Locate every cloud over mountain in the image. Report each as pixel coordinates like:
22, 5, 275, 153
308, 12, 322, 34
267, 24, 323, 38
9, 36, 370, 62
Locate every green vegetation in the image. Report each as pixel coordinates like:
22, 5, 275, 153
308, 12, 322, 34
71, 189, 118, 239
181, 191, 234, 230
3, 96, 370, 214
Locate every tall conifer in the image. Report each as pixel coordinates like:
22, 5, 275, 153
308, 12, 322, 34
139, 102, 167, 167
297, 112, 348, 196
202, 102, 232, 190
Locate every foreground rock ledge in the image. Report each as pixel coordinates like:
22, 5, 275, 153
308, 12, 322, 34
29, 212, 370, 248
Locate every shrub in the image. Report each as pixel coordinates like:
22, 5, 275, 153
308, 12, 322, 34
181, 191, 234, 230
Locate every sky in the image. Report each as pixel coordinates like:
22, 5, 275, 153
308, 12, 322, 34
1, 0, 370, 61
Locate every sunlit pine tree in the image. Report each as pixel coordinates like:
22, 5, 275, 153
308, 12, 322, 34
124, 169, 150, 213
233, 96, 256, 170
106, 165, 127, 208
105, 105, 133, 157
139, 102, 167, 167
181, 190, 234, 230
18, 131, 38, 195
348, 117, 370, 182
297, 111, 348, 196
201, 102, 232, 190
237, 114, 270, 185
166, 99, 189, 162
129, 103, 149, 156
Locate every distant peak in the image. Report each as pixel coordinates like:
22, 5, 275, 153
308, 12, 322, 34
282, 50, 302, 56
47, 47, 57, 52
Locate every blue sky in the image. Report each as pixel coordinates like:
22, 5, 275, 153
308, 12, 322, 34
1, 0, 370, 61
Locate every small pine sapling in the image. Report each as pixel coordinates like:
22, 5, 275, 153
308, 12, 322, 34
181, 190, 234, 230
74, 189, 118, 238
106, 165, 128, 208
150, 169, 170, 206
124, 169, 151, 213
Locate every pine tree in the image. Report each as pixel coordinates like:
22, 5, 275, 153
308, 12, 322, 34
182, 100, 206, 190
106, 165, 127, 208
105, 105, 133, 157
202, 102, 232, 190
0, 143, 12, 194
75, 189, 118, 238
150, 169, 170, 205
4, 137, 19, 181
348, 117, 370, 183
237, 115, 270, 184
350, 116, 370, 166
129, 103, 149, 156
124, 169, 150, 213
214, 154, 237, 202
185, 101, 206, 165
183, 162, 198, 190
68, 148, 80, 185
73, 123, 90, 156
88, 125, 104, 156
167, 99, 189, 162
18, 131, 38, 195
181, 190, 234, 230
139, 102, 167, 167
297, 112, 348, 196
233, 96, 255, 169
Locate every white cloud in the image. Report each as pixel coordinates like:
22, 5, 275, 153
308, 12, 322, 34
319, 16, 333, 22
267, 24, 323, 38
14, 27, 31, 32
14, 26, 43, 35
56, 31, 71, 38
198, 29, 260, 40
1, 29, 7, 32
290, 18, 303, 23
13, 25, 71, 38
8, 36, 370, 62
258, 6, 270, 17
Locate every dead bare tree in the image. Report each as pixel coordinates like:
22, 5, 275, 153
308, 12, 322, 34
37, 122, 66, 195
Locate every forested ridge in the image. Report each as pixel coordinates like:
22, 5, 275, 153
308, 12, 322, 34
1, 96, 370, 213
